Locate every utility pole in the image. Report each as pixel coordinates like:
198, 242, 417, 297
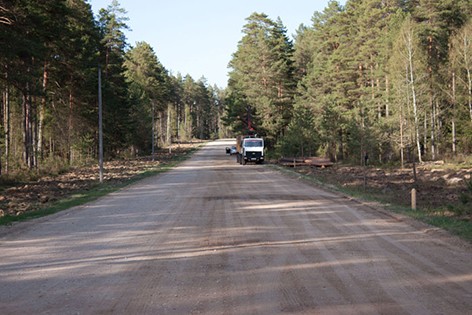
152, 101, 155, 161
98, 64, 104, 183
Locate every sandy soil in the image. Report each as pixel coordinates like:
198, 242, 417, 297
0, 145, 197, 217
0, 139, 471, 314
290, 163, 471, 213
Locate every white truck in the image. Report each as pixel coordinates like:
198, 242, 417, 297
236, 136, 264, 165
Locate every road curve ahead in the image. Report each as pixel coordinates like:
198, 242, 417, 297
1, 140, 471, 314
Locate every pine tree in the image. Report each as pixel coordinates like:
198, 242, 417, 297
54, 0, 101, 163
97, 0, 131, 156
124, 42, 169, 154
227, 13, 295, 145
295, 1, 353, 160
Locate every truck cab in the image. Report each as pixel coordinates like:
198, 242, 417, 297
236, 136, 264, 165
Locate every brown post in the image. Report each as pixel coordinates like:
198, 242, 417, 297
411, 188, 417, 210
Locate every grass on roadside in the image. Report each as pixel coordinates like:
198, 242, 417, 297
331, 184, 472, 243
0, 147, 198, 226
270, 164, 472, 243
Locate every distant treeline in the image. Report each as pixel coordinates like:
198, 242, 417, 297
224, 0, 472, 165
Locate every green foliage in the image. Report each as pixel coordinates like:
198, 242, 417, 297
276, 0, 472, 241
227, 13, 295, 144
224, 0, 472, 165
277, 104, 319, 157
123, 41, 169, 153
2, 0, 472, 175
0, 0, 223, 174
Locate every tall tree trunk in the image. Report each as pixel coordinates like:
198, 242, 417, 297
159, 111, 164, 146
2, 72, 10, 174
38, 61, 48, 162
404, 63, 411, 167
430, 103, 435, 160
184, 104, 192, 141
385, 75, 390, 118
424, 112, 427, 158
406, 31, 422, 163
400, 98, 405, 169
23, 89, 33, 168
452, 71, 457, 154
23, 62, 36, 170
467, 67, 472, 122
199, 110, 204, 140
359, 101, 365, 166
151, 101, 155, 161
435, 99, 441, 157
176, 102, 181, 140
32, 93, 37, 168
68, 90, 74, 164
166, 103, 172, 145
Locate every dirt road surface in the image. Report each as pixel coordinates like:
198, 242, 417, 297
1, 140, 471, 314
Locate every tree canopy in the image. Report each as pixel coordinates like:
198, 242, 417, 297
2, 0, 471, 176
1, 0, 222, 174
224, 0, 472, 164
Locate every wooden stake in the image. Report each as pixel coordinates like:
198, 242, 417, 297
411, 188, 417, 210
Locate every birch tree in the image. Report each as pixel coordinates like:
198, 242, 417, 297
449, 19, 472, 152
228, 13, 295, 144
388, 14, 425, 163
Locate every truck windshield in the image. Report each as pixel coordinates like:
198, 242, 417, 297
245, 140, 263, 147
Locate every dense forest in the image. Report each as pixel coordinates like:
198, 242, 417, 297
0, 0, 226, 175
1, 0, 472, 177
225, 0, 472, 165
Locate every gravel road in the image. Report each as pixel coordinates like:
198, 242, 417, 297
1, 139, 471, 314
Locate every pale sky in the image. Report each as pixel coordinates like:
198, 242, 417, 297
88, 0, 346, 88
